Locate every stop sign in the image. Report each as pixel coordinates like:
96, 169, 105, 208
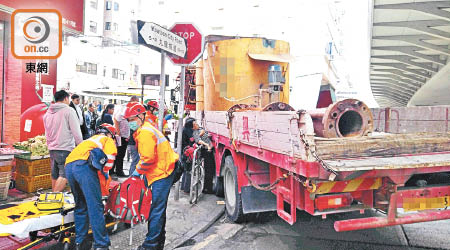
168, 23, 204, 66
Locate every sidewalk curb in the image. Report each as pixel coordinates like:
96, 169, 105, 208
166, 205, 225, 250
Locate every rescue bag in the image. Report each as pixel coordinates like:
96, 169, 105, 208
35, 192, 65, 213
105, 176, 152, 224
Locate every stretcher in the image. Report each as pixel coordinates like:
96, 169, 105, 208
0, 192, 120, 250
0, 193, 75, 250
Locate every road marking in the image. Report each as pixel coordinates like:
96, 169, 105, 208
191, 234, 218, 250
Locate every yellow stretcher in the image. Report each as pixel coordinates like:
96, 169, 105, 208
0, 192, 120, 250
0, 193, 75, 250
0, 193, 75, 238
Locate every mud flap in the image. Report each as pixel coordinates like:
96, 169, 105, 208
241, 186, 276, 214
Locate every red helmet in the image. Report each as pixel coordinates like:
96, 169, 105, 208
146, 100, 159, 109
126, 101, 137, 108
124, 102, 146, 119
96, 123, 117, 136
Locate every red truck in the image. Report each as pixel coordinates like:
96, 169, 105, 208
189, 36, 450, 231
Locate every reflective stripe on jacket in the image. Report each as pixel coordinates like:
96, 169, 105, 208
135, 121, 179, 185
65, 134, 117, 195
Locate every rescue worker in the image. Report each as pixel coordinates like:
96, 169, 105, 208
145, 100, 159, 128
65, 123, 118, 250
123, 102, 179, 250
145, 100, 170, 137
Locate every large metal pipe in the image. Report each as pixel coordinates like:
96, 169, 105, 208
309, 99, 373, 138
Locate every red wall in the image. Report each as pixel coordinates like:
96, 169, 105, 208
3, 42, 23, 145
21, 60, 57, 113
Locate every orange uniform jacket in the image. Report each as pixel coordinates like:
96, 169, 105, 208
146, 111, 168, 132
134, 120, 179, 185
65, 134, 117, 195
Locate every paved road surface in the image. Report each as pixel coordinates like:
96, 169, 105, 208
183, 209, 450, 250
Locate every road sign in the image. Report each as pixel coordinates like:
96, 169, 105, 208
168, 23, 204, 66
137, 20, 186, 58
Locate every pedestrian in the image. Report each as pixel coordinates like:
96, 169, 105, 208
97, 104, 115, 127
127, 126, 140, 176
191, 119, 214, 193
43, 90, 83, 192
65, 123, 117, 250
123, 102, 179, 250
95, 100, 103, 113
70, 94, 89, 139
85, 103, 98, 137
111, 96, 138, 177
180, 118, 196, 193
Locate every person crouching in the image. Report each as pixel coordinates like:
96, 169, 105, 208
65, 123, 118, 250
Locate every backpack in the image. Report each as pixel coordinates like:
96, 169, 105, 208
105, 176, 152, 225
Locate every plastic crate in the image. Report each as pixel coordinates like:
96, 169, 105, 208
0, 171, 11, 183
16, 173, 51, 193
0, 181, 10, 200
15, 157, 51, 176
0, 165, 12, 172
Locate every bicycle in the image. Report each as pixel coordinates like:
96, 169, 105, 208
189, 145, 205, 204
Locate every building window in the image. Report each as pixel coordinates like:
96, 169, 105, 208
76, 63, 86, 73
90, 0, 97, 9
105, 22, 111, 30
114, 2, 119, 11
112, 68, 119, 79
87, 63, 97, 75
106, 1, 112, 10
113, 23, 118, 31
76, 62, 97, 75
89, 21, 97, 33
119, 71, 125, 80
103, 66, 107, 77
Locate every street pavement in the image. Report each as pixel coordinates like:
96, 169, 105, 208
183, 209, 450, 250
107, 189, 224, 250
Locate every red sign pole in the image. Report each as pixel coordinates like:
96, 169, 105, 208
169, 23, 204, 201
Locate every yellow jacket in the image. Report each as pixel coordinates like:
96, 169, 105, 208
135, 121, 179, 185
65, 134, 117, 195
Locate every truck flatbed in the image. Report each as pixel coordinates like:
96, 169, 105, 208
324, 152, 450, 172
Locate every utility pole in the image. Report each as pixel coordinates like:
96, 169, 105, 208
174, 66, 186, 201
158, 51, 166, 131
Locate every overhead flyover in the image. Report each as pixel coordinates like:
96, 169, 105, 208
370, 0, 450, 107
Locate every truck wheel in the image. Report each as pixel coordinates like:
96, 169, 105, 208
212, 175, 224, 197
223, 156, 245, 223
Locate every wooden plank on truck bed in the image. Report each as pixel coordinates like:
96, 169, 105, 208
324, 152, 450, 172
315, 132, 450, 160
197, 110, 315, 161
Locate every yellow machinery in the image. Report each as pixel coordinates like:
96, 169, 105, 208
196, 36, 292, 111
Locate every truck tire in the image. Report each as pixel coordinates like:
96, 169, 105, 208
212, 175, 224, 197
223, 155, 245, 223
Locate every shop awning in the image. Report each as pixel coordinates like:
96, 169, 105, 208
248, 53, 295, 63
81, 87, 160, 101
